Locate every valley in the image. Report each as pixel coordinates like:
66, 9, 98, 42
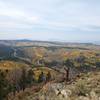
0, 40, 100, 100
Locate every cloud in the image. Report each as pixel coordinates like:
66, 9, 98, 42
0, 0, 100, 42
0, 0, 40, 29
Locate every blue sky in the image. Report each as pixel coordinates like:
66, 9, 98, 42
0, 0, 100, 42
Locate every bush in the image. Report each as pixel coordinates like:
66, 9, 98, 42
74, 80, 90, 96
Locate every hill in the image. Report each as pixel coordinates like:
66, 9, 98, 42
7, 71, 100, 100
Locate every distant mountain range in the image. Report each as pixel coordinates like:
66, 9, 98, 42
0, 39, 98, 45
0, 40, 99, 51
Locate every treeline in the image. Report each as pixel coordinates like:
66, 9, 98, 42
0, 67, 51, 100
63, 55, 100, 73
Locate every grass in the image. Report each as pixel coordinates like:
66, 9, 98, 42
33, 67, 59, 81
0, 60, 30, 71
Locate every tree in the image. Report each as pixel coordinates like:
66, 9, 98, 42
0, 70, 9, 100
26, 69, 34, 86
64, 67, 70, 81
6, 68, 22, 94
38, 72, 46, 83
77, 55, 85, 63
64, 59, 74, 67
46, 71, 51, 82
19, 68, 27, 91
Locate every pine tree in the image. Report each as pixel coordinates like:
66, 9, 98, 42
0, 70, 8, 100
26, 69, 34, 86
38, 72, 46, 83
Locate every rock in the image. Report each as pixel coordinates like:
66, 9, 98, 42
54, 89, 60, 95
61, 89, 72, 96
60, 89, 72, 99
79, 96, 90, 100
90, 91, 99, 100
61, 90, 68, 98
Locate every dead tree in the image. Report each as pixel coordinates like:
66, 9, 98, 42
64, 67, 70, 81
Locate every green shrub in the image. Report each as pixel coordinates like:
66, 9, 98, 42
74, 80, 90, 96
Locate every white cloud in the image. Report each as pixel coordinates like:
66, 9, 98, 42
0, 0, 40, 29
0, 0, 100, 41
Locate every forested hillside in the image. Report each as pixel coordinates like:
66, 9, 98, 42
0, 41, 100, 100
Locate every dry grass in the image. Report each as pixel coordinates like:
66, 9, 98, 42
33, 67, 59, 81
0, 60, 29, 70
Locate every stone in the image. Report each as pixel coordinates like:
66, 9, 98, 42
79, 96, 90, 100
54, 89, 60, 95
60, 89, 72, 99
90, 91, 99, 100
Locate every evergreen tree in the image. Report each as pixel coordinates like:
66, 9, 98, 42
26, 69, 34, 86
38, 72, 46, 83
0, 70, 8, 100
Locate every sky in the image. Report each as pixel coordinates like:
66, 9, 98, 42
0, 0, 100, 43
